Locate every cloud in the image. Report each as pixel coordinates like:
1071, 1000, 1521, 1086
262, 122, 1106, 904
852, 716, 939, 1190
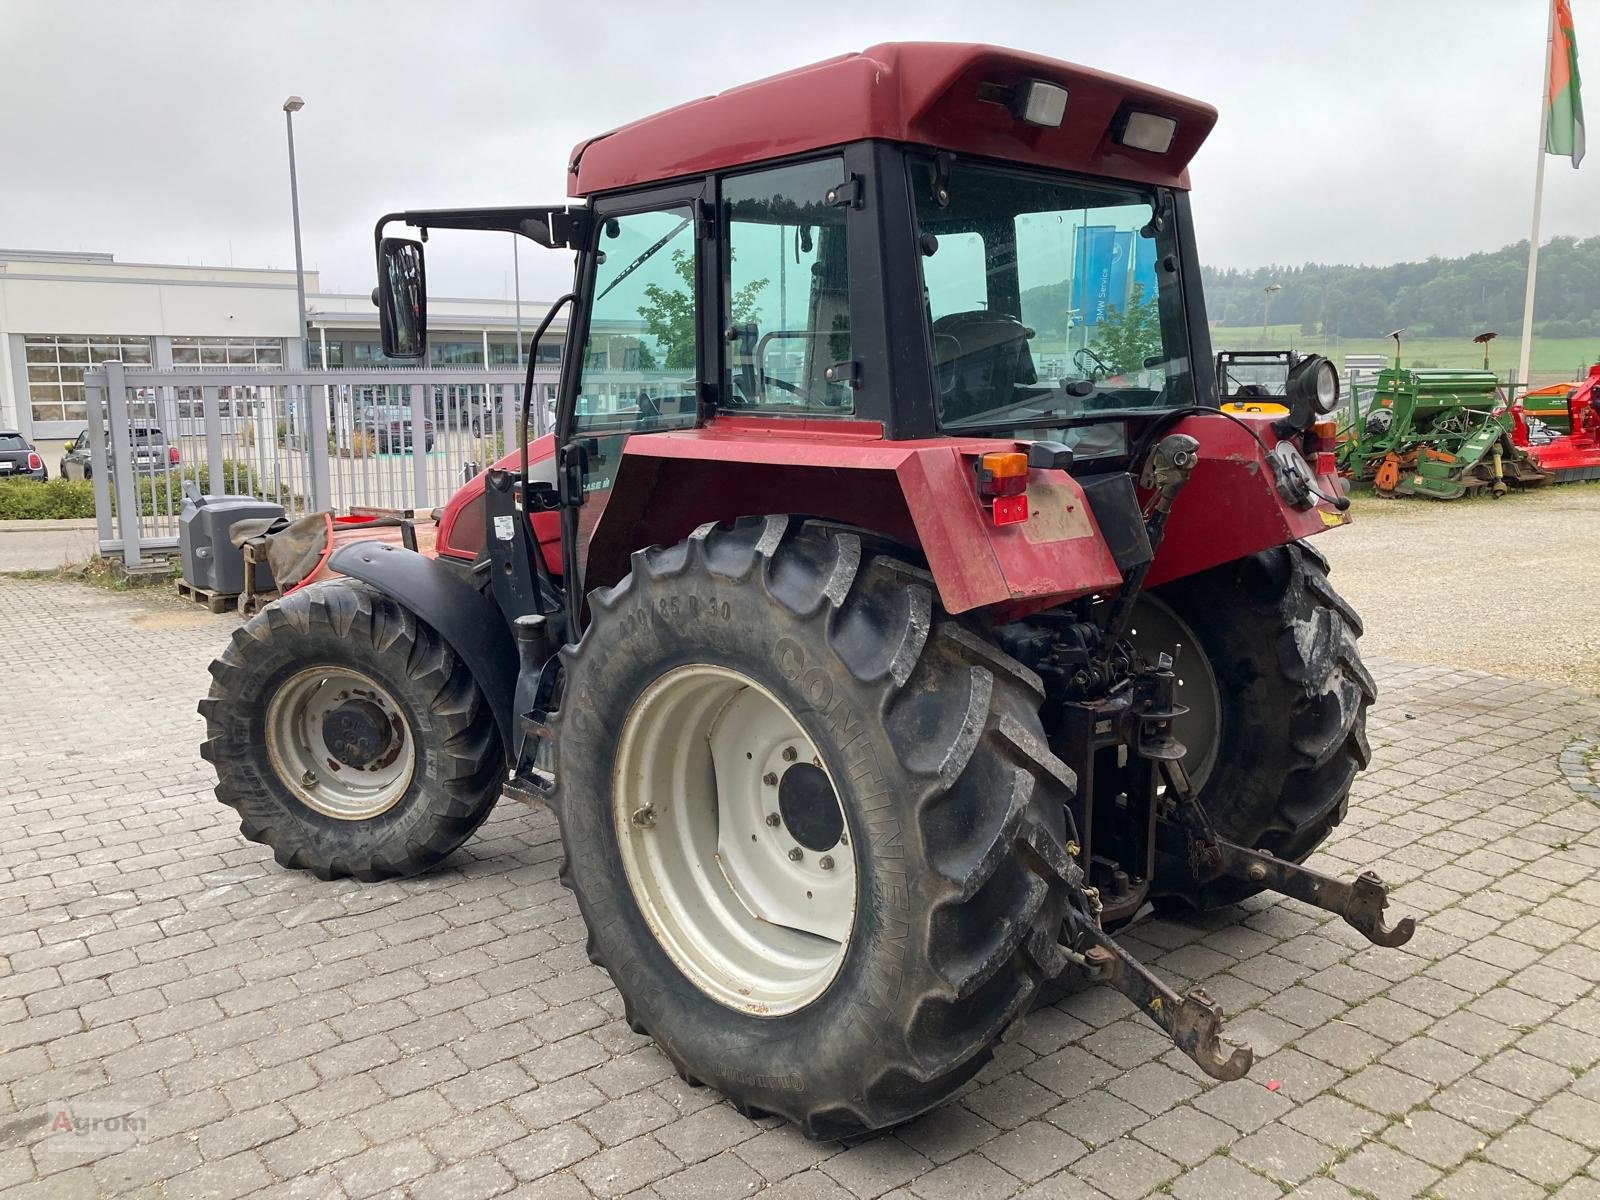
2, 0, 1593, 303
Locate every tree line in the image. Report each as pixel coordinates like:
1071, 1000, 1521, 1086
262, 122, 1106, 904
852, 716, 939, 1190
1201, 235, 1600, 339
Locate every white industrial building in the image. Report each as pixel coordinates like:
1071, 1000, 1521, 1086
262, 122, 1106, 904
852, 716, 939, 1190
0, 248, 566, 457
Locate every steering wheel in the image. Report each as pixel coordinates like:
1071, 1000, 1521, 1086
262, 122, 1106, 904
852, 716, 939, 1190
1073, 347, 1111, 380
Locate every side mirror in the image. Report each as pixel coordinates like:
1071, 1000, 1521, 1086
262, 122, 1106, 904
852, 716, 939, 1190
373, 237, 427, 360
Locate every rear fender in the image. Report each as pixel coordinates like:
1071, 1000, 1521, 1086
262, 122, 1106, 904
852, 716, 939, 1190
328, 542, 517, 761
585, 420, 1125, 614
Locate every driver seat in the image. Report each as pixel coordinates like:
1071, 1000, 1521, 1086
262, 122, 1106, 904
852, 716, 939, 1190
932, 310, 1038, 423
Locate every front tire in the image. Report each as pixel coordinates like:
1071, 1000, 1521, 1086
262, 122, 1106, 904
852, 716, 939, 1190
199, 579, 502, 880
1144, 542, 1375, 910
553, 517, 1075, 1137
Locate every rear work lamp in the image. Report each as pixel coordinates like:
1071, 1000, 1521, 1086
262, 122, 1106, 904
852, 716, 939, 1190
1012, 79, 1069, 127
1115, 110, 1178, 154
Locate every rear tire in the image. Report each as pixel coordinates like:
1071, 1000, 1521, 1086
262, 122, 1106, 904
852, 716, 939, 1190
1147, 541, 1374, 910
200, 579, 502, 881
552, 516, 1076, 1137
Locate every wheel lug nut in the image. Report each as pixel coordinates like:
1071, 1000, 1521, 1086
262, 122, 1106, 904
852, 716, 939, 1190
782, 746, 797, 762
819, 855, 834, 871
788, 847, 803, 862
765, 813, 781, 827
763, 772, 778, 786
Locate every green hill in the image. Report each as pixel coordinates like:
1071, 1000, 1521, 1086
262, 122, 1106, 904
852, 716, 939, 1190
1201, 236, 1600, 341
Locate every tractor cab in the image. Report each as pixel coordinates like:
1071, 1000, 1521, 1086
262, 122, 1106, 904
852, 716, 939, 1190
203, 44, 1414, 1139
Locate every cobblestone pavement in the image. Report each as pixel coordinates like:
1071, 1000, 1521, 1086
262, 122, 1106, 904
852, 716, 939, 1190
2, 575, 1598, 1200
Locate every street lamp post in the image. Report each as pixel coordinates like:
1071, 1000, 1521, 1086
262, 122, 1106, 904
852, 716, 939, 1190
282, 96, 308, 363
1261, 283, 1282, 346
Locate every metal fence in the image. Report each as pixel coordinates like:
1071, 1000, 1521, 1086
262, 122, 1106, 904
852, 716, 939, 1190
83, 363, 558, 566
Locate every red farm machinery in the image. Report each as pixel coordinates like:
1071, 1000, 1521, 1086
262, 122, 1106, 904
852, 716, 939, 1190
1515, 360, 1600, 482
200, 44, 1414, 1136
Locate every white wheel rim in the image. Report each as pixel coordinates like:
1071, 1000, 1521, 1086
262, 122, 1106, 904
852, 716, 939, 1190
612, 664, 857, 1016
1128, 596, 1223, 790
264, 666, 415, 820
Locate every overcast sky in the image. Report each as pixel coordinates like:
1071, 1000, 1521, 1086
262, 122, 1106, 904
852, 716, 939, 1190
3, 0, 1594, 302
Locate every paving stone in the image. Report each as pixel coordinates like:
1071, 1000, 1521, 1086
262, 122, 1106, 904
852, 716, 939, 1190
1484, 1124, 1593, 1186
1041, 1092, 1144, 1149
821, 1139, 934, 1199
1131, 1104, 1235, 1166
977, 1120, 1086, 1183
737, 1128, 842, 1183
652, 1149, 764, 1200
907, 1153, 1021, 1200
1380, 1107, 1487, 1169
575, 1135, 682, 1198
1334, 1062, 1438, 1116
1169, 1155, 1282, 1200
1332, 1142, 1442, 1200
1190, 1078, 1292, 1133
1229, 1122, 1335, 1183
1433, 1159, 1548, 1200
333, 1136, 438, 1199
1070, 1140, 1177, 1200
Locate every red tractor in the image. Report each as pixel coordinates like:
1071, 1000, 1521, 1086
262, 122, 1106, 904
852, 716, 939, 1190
201, 44, 1412, 1137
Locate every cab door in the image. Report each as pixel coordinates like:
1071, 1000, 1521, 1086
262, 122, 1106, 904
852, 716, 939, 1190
556, 180, 710, 589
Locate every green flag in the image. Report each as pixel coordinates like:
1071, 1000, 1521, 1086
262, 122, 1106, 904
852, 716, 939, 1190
1548, 0, 1586, 167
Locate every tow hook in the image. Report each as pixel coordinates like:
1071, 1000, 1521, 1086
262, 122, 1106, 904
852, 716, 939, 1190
1159, 756, 1417, 950
1062, 906, 1253, 1081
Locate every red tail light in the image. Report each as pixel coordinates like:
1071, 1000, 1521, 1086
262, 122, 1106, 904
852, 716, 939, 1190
168, 445, 181, 464
27, 452, 41, 471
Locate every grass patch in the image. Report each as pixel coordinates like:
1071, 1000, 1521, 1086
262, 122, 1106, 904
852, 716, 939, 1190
5, 556, 180, 590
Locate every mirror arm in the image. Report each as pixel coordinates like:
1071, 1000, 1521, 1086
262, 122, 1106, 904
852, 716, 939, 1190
376, 207, 589, 250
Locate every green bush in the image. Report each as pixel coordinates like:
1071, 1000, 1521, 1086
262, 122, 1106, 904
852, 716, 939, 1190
0, 461, 296, 522
134, 461, 293, 517
0, 478, 96, 520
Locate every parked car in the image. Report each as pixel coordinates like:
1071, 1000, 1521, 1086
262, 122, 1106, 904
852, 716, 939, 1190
60, 426, 180, 481
0, 431, 47, 481
360, 405, 435, 453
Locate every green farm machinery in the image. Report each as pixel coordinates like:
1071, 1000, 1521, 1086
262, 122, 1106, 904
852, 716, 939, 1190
1336, 331, 1551, 499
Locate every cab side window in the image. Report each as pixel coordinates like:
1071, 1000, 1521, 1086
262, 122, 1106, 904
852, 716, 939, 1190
575, 207, 700, 434
721, 158, 853, 413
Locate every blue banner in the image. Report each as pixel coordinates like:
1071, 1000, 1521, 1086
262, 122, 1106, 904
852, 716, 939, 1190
1108, 231, 1134, 317
1073, 225, 1117, 327
1131, 234, 1158, 309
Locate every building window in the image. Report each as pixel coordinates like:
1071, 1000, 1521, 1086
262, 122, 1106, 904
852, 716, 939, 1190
24, 334, 152, 424
170, 337, 286, 417
170, 337, 284, 367
429, 341, 485, 367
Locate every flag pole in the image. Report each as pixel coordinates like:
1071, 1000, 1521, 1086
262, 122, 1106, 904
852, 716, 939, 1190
1517, 0, 1559, 397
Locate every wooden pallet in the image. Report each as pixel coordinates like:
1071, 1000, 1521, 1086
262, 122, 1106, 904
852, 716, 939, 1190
176, 579, 281, 616
175, 579, 241, 614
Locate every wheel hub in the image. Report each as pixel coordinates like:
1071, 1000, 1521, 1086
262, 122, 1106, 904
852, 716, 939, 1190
264, 666, 415, 821
778, 763, 844, 852
321, 698, 396, 770
612, 664, 858, 1016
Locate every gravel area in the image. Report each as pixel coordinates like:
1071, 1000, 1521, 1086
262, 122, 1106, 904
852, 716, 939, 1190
1320, 483, 1600, 692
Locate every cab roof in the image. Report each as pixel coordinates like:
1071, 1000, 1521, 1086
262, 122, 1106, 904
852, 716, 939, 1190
568, 42, 1217, 197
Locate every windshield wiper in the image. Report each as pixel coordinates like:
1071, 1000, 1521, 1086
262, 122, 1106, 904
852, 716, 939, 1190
595, 216, 693, 302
